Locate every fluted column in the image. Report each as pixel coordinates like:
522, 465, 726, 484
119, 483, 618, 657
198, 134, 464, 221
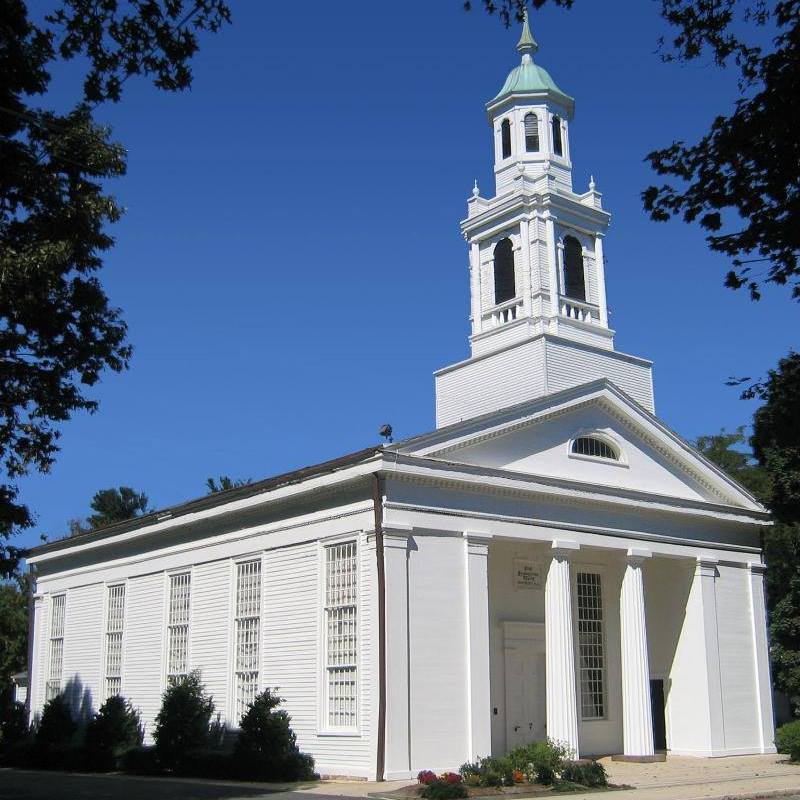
620, 548, 655, 757
545, 539, 580, 757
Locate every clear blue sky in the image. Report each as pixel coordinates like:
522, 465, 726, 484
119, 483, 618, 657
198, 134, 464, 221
19, 0, 797, 547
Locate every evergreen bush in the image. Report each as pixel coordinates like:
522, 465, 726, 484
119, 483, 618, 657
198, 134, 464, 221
776, 720, 800, 762
420, 780, 468, 800
233, 688, 315, 780
84, 695, 143, 771
153, 671, 214, 770
35, 694, 76, 747
0, 701, 28, 749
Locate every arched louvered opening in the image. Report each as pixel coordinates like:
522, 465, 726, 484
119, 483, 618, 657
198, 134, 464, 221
552, 115, 563, 156
572, 436, 620, 461
501, 119, 512, 159
524, 113, 539, 152
563, 235, 586, 301
493, 238, 515, 304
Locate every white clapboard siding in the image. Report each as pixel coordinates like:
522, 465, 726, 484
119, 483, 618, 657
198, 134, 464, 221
61, 584, 103, 720
124, 573, 165, 741
263, 536, 374, 776
191, 560, 232, 722
716, 564, 759, 750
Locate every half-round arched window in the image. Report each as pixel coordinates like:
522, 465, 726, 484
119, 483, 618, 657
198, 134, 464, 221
563, 235, 585, 301
552, 115, 563, 156
493, 238, 515, 304
501, 119, 512, 159
572, 436, 620, 461
524, 113, 539, 152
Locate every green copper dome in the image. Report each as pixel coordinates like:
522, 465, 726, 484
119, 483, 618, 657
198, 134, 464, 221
489, 13, 574, 112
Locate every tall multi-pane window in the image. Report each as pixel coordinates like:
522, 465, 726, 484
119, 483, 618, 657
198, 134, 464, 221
46, 595, 66, 701
105, 584, 125, 698
563, 235, 586, 301
493, 237, 516, 304
552, 115, 564, 156
234, 559, 262, 721
167, 572, 191, 684
324, 541, 358, 728
524, 113, 539, 152
576, 571, 606, 719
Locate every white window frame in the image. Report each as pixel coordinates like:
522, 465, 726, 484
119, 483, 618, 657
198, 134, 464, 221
574, 568, 607, 721
319, 537, 359, 734
104, 583, 126, 699
233, 557, 262, 723
45, 594, 66, 702
567, 429, 628, 468
166, 571, 191, 685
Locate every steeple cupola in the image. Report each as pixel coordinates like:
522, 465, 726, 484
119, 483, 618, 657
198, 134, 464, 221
433, 18, 655, 428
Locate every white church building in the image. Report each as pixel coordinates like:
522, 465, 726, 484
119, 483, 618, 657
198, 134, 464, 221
27, 18, 775, 780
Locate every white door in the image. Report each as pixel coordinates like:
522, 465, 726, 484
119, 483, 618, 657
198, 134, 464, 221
504, 642, 545, 750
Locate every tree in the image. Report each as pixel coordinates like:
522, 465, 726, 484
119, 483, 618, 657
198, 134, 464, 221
0, 577, 27, 704
205, 476, 251, 494
0, 0, 231, 577
694, 427, 771, 501
467, 0, 800, 300
67, 486, 150, 535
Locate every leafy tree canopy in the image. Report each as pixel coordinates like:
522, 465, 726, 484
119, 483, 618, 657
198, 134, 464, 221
68, 486, 150, 535
205, 476, 252, 494
0, 0, 230, 577
0, 577, 27, 703
467, 0, 800, 300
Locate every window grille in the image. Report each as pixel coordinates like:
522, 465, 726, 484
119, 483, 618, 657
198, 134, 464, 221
234, 559, 262, 721
105, 584, 125, 698
501, 119, 512, 159
572, 436, 619, 461
552, 115, 563, 156
493, 237, 516, 305
324, 541, 358, 728
167, 573, 191, 683
46, 595, 66, 701
563, 235, 586, 301
577, 571, 606, 719
524, 113, 539, 152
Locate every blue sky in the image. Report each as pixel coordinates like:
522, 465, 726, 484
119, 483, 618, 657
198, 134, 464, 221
18, 1, 797, 547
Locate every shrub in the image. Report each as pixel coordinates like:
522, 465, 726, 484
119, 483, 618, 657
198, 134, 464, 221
440, 772, 462, 784
153, 671, 215, 770
560, 760, 607, 788
233, 688, 315, 781
0, 701, 29, 749
84, 696, 143, 771
509, 739, 572, 784
777, 720, 800, 762
420, 780, 468, 800
418, 770, 438, 784
36, 694, 76, 747
119, 744, 160, 775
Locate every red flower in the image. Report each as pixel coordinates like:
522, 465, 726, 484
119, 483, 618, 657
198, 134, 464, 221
441, 773, 462, 784
417, 770, 437, 785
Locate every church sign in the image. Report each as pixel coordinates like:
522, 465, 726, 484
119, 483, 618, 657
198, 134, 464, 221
513, 558, 542, 590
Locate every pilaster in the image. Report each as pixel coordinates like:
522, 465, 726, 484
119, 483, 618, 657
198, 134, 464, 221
464, 531, 492, 761
594, 234, 608, 327
469, 240, 481, 336
697, 556, 726, 753
544, 216, 560, 321
748, 562, 777, 753
620, 548, 655, 757
545, 539, 580, 756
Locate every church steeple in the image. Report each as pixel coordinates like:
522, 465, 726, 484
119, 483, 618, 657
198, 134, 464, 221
433, 20, 655, 428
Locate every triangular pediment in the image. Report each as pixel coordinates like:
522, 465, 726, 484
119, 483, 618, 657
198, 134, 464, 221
395, 380, 762, 511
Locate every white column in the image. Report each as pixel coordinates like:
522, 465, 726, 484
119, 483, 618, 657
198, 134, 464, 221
383, 530, 412, 779
544, 216, 561, 321
620, 548, 655, 757
469, 240, 481, 337
697, 556, 726, 754
594, 234, 609, 327
545, 539, 580, 757
464, 531, 492, 760
748, 562, 777, 753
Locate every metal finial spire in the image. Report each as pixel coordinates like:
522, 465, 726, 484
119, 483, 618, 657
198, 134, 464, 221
516, 7, 539, 58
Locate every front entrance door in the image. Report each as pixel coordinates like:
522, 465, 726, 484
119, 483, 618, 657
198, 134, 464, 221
650, 679, 667, 751
504, 639, 545, 750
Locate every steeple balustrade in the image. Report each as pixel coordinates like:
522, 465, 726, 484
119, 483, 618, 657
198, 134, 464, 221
559, 296, 600, 325
482, 297, 524, 329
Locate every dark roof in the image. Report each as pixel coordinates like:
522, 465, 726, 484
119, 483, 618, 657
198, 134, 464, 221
28, 444, 384, 558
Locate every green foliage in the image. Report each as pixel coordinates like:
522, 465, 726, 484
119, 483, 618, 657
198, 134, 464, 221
776, 720, 800, 761
420, 781, 468, 800
84, 695, 143, 770
508, 739, 572, 784
0, 701, 28, 749
87, 487, 150, 530
694, 428, 771, 502
119, 744, 160, 775
36, 694, 76, 746
559, 760, 607, 788
153, 671, 214, 769
459, 755, 514, 787
206, 476, 252, 494
0, 577, 27, 702
0, 0, 230, 575
234, 688, 315, 780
